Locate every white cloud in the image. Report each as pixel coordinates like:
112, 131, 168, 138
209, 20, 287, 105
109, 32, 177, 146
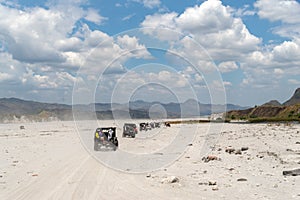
240, 66, 283, 89
0, 2, 108, 65
141, 0, 261, 64
288, 79, 300, 84
218, 61, 238, 73
255, 0, 300, 24
141, 12, 181, 41
21, 68, 58, 89
273, 41, 300, 62
84, 8, 107, 25
0, 1, 154, 103
0, 4, 74, 63
194, 74, 204, 82
255, 0, 300, 39
54, 37, 82, 52
223, 81, 232, 87
117, 35, 152, 59
94, 69, 199, 103
234, 5, 255, 17
122, 13, 136, 21
176, 1, 233, 34
0, 72, 12, 82
0, 52, 27, 83
132, 0, 161, 9
243, 39, 300, 70
274, 68, 284, 75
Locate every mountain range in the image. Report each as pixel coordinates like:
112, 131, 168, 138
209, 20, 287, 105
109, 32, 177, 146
0, 98, 247, 123
226, 88, 300, 122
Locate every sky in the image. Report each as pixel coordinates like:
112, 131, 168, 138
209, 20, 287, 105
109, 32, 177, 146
0, 0, 300, 106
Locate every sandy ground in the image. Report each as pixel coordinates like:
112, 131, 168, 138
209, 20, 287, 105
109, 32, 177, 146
0, 120, 300, 200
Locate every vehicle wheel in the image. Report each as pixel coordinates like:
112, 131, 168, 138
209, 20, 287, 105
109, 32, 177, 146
132, 134, 135, 138
94, 142, 98, 151
114, 139, 119, 147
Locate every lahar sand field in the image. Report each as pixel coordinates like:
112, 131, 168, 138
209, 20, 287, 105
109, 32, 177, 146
0, 120, 300, 200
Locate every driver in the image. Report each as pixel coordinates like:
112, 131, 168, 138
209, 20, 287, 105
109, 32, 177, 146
108, 128, 113, 141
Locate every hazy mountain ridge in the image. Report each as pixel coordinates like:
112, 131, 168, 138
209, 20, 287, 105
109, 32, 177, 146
0, 97, 248, 123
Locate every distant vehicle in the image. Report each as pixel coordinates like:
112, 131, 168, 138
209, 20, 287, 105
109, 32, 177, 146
139, 123, 146, 131
145, 123, 152, 130
150, 122, 155, 129
140, 122, 151, 131
154, 122, 161, 128
123, 123, 138, 138
94, 127, 118, 151
164, 122, 171, 127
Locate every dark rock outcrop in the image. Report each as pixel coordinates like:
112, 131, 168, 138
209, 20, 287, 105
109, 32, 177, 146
284, 88, 300, 106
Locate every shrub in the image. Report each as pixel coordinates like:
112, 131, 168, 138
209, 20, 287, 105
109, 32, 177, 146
250, 115, 257, 118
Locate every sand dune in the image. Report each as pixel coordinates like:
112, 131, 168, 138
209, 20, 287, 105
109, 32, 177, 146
0, 121, 299, 199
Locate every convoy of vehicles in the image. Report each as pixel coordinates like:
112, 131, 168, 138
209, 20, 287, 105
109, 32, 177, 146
94, 121, 166, 151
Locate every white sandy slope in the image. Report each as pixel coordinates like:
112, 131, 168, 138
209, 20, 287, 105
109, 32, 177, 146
0, 120, 300, 200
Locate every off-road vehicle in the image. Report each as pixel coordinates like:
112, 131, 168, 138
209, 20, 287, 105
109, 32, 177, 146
123, 123, 138, 138
94, 127, 118, 151
139, 122, 151, 131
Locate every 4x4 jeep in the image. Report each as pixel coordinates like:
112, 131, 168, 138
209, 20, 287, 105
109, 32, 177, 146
123, 123, 138, 138
94, 127, 118, 151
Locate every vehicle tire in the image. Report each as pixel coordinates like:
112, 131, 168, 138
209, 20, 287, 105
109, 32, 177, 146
113, 139, 119, 147
94, 142, 98, 151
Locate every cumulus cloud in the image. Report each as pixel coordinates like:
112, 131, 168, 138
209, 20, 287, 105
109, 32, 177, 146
144, 0, 299, 94
93, 68, 202, 103
117, 35, 152, 59
273, 41, 300, 62
1, 0, 299, 105
255, 0, 300, 24
176, 1, 233, 34
0, 52, 27, 84
141, 12, 181, 41
0, 1, 110, 65
141, 0, 261, 65
240, 45, 300, 93
0, 1, 153, 103
255, 0, 300, 39
81, 33, 151, 76
243, 39, 300, 73
0, 4, 74, 63
218, 61, 239, 73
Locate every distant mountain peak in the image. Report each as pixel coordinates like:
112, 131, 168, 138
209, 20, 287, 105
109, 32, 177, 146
284, 87, 300, 106
262, 100, 282, 107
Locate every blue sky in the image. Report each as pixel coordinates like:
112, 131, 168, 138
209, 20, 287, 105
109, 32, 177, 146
0, 0, 300, 106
